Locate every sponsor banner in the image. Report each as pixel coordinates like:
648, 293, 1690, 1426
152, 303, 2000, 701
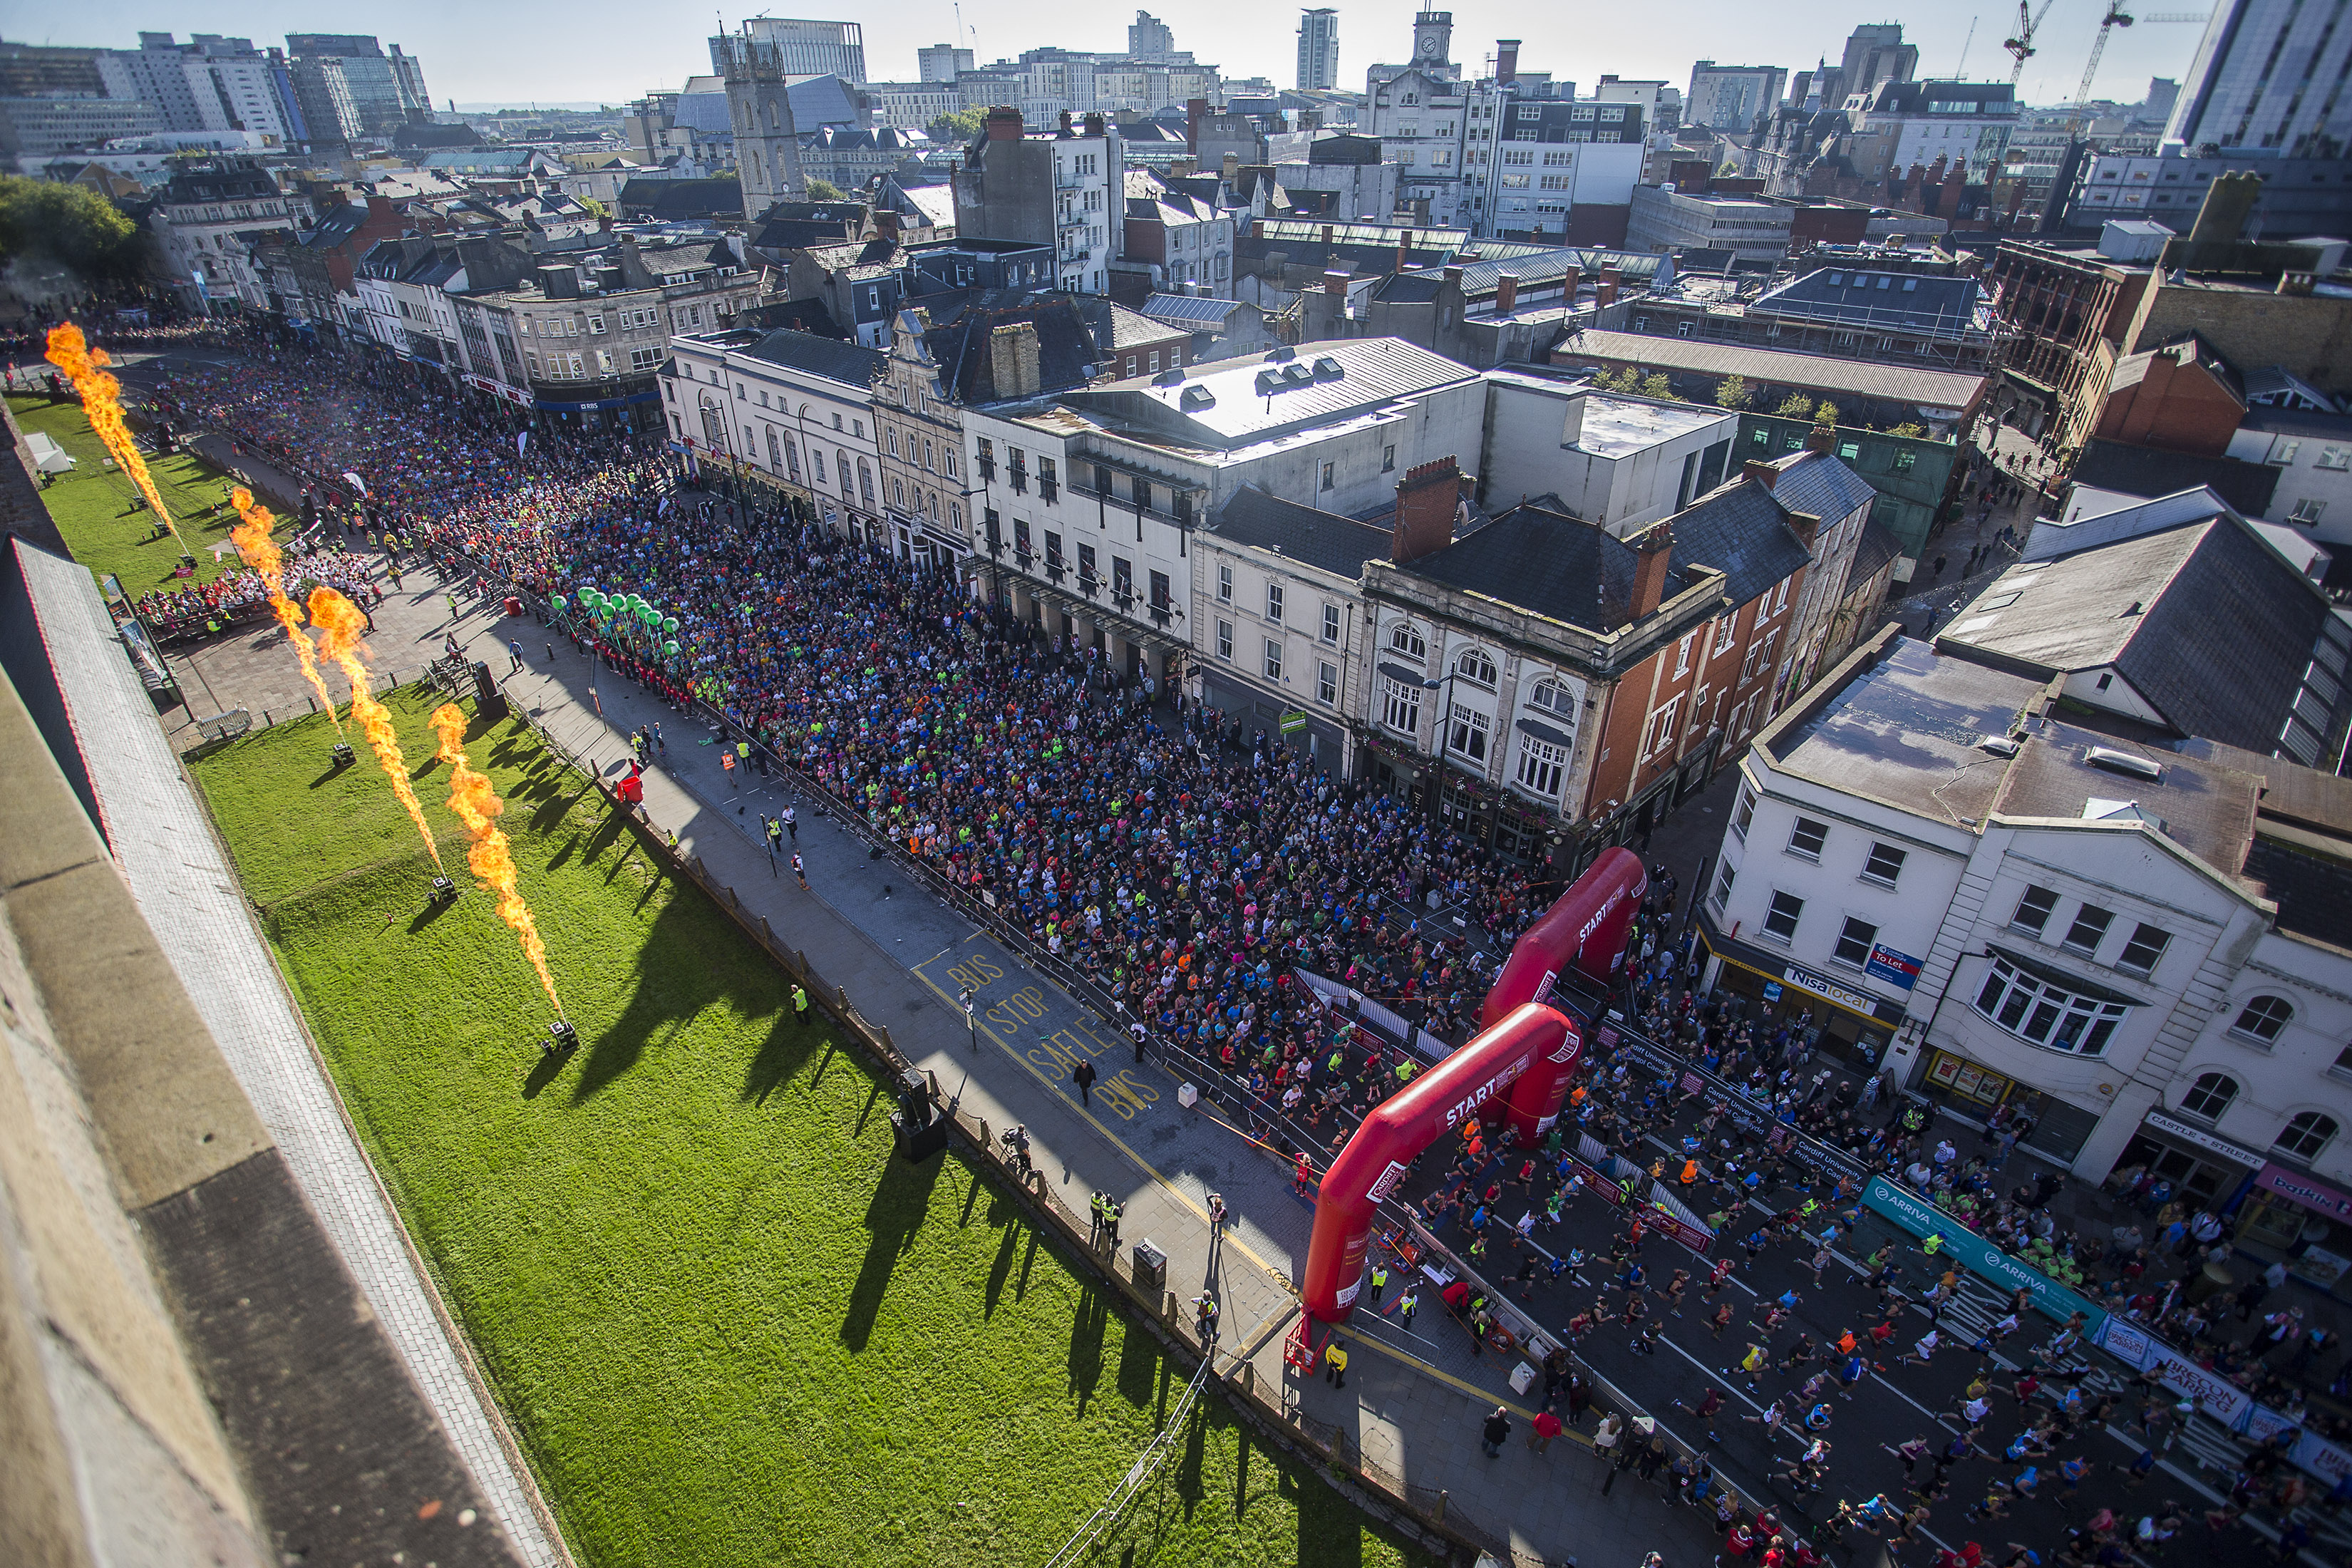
1862, 1177, 2108, 1334
2093, 1314, 2255, 1426
1565, 1155, 1715, 1253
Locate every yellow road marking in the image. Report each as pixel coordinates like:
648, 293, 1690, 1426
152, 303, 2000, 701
909, 954, 1295, 1294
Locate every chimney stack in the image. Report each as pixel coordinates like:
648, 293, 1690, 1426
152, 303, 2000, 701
1323, 268, 1349, 296
1058, 109, 1075, 133
1497, 40, 1520, 84
1743, 458, 1780, 489
1494, 271, 1519, 314
989, 321, 1043, 398
986, 106, 1023, 140
1804, 421, 1837, 455
1187, 96, 1207, 151
1223, 152, 1241, 181
1392, 456, 1463, 565
1559, 263, 1580, 300
1084, 112, 1106, 135
1629, 522, 1676, 620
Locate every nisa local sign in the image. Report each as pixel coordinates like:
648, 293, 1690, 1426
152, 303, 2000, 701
1862, 1176, 2107, 1334
1782, 962, 1882, 1017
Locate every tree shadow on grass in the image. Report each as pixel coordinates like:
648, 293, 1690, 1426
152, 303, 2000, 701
1115, 1318, 1163, 1410
1293, 1470, 1368, 1568
840, 1144, 944, 1353
982, 1214, 1021, 1319
569, 882, 780, 1103
741, 1011, 821, 1106
1068, 1281, 1109, 1415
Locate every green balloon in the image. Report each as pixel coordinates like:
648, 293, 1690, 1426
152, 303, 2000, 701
550, 594, 567, 610
663, 616, 679, 633
664, 639, 680, 655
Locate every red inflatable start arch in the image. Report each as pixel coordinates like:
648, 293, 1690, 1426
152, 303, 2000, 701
1299, 848, 1646, 1321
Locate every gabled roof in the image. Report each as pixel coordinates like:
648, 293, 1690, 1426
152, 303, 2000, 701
1656, 472, 1817, 610
1209, 488, 1393, 579
1845, 516, 1902, 589
2108, 331, 2244, 406
1942, 511, 2345, 755
1758, 446, 1879, 529
1393, 503, 1653, 634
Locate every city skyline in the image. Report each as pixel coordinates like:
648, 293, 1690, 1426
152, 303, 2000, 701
41, 1, 2207, 111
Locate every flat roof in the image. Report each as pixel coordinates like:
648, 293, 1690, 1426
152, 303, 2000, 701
1768, 636, 2044, 824
1993, 721, 2260, 880
1554, 329, 1987, 409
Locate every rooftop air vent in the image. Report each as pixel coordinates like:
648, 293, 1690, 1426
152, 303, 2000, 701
1180, 383, 1216, 410
2085, 746, 2162, 781
1154, 367, 1185, 386
1979, 735, 2020, 756
1283, 361, 1314, 383
1311, 355, 1344, 379
1255, 368, 1282, 396
1265, 345, 1296, 362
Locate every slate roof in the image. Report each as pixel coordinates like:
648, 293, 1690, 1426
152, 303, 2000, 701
617, 178, 745, 219
1939, 515, 2343, 755
2070, 440, 2280, 517
1660, 475, 1817, 610
1846, 516, 1902, 589
1760, 447, 1879, 528
1209, 488, 1395, 579
919, 296, 1103, 404
737, 329, 887, 390
1751, 267, 1984, 338
1396, 503, 1654, 633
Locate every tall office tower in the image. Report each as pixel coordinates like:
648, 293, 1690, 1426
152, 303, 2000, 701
1297, 9, 1339, 91
711, 18, 867, 84
2168, 0, 2352, 155
285, 34, 425, 137
1128, 11, 1176, 60
918, 43, 975, 83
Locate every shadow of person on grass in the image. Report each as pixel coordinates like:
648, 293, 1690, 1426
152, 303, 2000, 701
741, 1009, 822, 1106
839, 1144, 944, 1353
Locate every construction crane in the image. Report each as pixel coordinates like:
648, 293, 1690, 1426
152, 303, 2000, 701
2006, 0, 2064, 85
2073, 4, 2135, 105
2075, 9, 2207, 109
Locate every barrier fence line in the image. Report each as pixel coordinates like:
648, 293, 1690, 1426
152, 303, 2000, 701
505, 683, 1487, 1566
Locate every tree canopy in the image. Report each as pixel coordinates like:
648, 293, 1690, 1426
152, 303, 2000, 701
0, 175, 145, 283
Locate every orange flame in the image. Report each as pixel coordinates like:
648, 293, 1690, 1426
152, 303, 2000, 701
43, 324, 184, 550
228, 488, 344, 738
306, 587, 443, 870
430, 703, 561, 1011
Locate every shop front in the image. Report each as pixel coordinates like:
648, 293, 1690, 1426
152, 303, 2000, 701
1902, 1046, 2103, 1163
2234, 1163, 2352, 1286
2111, 1110, 2265, 1212
1699, 921, 1909, 1065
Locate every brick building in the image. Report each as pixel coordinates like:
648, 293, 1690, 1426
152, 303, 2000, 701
1355, 445, 1874, 867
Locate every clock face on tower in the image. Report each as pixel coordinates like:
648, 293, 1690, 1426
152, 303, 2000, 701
1420, 36, 1441, 57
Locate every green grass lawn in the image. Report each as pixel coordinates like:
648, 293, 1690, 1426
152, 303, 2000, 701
190, 688, 1425, 1568
11, 391, 246, 593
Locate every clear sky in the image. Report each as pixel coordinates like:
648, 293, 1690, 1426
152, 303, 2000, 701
41, 2, 2209, 112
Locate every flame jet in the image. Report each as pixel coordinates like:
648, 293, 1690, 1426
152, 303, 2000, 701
227, 488, 343, 737
44, 324, 185, 550
430, 703, 561, 1011
306, 587, 442, 869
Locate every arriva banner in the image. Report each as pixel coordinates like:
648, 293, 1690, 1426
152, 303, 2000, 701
1860, 1176, 2108, 1334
